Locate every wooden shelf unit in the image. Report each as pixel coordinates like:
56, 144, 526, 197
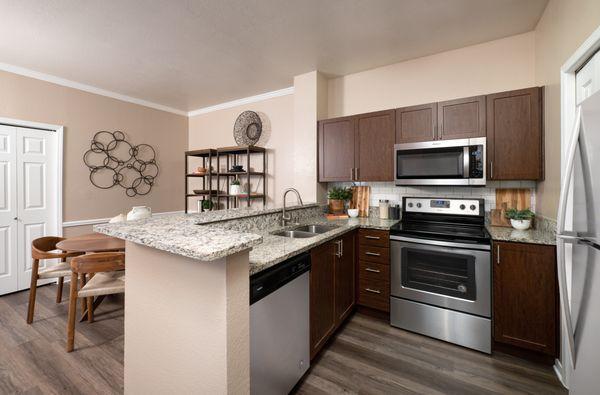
185, 146, 266, 213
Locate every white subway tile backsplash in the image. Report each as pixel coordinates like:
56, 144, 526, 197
328, 180, 536, 212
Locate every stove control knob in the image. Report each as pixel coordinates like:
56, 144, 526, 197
459, 204, 466, 210
416, 203, 422, 208
470, 204, 476, 211
408, 202, 413, 208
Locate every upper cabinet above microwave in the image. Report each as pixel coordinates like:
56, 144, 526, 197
395, 96, 486, 143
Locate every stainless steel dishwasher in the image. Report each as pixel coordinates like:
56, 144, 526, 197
250, 252, 310, 395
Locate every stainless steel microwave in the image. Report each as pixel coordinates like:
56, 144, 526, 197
394, 137, 486, 186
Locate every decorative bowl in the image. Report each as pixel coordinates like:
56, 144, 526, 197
347, 209, 359, 218
510, 219, 531, 230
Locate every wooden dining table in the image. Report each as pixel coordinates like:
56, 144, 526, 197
56, 232, 125, 253
57, 232, 125, 322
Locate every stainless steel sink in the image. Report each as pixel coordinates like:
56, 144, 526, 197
271, 224, 339, 238
293, 224, 338, 234
271, 230, 317, 239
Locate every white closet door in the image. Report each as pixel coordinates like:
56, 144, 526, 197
16, 128, 58, 291
0, 125, 18, 295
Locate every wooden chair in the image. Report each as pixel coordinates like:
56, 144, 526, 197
67, 252, 125, 352
27, 237, 84, 324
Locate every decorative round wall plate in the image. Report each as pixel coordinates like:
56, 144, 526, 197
233, 111, 262, 146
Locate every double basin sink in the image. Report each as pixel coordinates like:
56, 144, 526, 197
271, 224, 338, 239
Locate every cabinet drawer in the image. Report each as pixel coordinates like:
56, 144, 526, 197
358, 260, 390, 282
358, 229, 389, 248
358, 245, 389, 264
358, 277, 390, 312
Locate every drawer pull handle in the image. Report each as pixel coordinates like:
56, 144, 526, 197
365, 288, 381, 294
365, 252, 380, 256
365, 267, 380, 273
365, 235, 380, 240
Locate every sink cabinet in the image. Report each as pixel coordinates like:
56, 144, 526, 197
310, 231, 356, 359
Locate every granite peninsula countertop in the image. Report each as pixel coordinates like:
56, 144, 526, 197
485, 225, 556, 246
94, 212, 263, 261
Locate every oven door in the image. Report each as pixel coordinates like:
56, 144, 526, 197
390, 235, 491, 317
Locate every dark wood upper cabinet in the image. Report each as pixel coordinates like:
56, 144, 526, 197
395, 103, 437, 143
355, 110, 395, 181
310, 241, 336, 359
487, 87, 544, 180
493, 241, 557, 357
438, 95, 486, 140
335, 231, 355, 324
318, 116, 355, 182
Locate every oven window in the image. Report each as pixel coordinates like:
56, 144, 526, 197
396, 147, 464, 178
401, 248, 476, 300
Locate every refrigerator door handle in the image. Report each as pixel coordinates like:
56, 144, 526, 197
556, 106, 582, 368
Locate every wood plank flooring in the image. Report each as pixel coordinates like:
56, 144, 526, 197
1, 285, 566, 394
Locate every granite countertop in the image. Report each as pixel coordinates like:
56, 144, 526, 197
485, 225, 556, 246
248, 216, 399, 275
94, 213, 263, 261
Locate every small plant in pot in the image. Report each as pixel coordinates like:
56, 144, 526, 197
328, 187, 352, 214
201, 199, 214, 212
505, 208, 535, 230
229, 179, 242, 196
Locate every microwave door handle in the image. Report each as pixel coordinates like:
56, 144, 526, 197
556, 106, 582, 368
463, 146, 470, 178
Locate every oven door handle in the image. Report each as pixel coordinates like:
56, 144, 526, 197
390, 235, 491, 251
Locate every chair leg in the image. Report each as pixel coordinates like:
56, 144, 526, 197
26, 259, 40, 324
80, 274, 87, 314
56, 276, 64, 303
67, 272, 79, 352
87, 295, 94, 323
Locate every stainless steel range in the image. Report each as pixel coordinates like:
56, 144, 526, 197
389, 197, 492, 353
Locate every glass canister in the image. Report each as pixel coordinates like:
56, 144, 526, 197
379, 199, 390, 219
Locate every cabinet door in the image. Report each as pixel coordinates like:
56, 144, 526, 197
310, 241, 336, 359
487, 88, 543, 180
335, 232, 355, 324
355, 110, 395, 181
318, 116, 355, 182
395, 103, 437, 143
493, 242, 557, 356
438, 95, 486, 140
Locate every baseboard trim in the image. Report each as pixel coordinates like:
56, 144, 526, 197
61, 210, 184, 228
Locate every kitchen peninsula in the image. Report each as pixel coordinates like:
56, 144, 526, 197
95, 204, 398, 393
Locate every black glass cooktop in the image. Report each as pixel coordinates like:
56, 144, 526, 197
390, 220, 491, 244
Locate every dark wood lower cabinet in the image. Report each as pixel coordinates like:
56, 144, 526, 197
493, 241, 558, 357
310, 231, 356, 359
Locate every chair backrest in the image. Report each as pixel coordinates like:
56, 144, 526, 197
31, 236, 67, 259
70, 253, 125, 274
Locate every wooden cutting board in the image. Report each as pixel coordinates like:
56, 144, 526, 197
490, 188, 531, 227
351, 186, 370, 218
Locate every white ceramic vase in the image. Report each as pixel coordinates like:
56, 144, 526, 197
510, 219, 531, 230
229, 184, 242, 196
127, 206, 152, 221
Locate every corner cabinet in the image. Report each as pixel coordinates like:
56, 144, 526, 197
486, 87, 544, 180
318, 110, 395, 182
310, 231, 356, 359
493, 241, 558, 357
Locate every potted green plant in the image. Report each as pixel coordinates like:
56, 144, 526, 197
327, 187, 352, 214
201, 199, 214, 211
229, 179, 242, 196
505, 208, 535, 230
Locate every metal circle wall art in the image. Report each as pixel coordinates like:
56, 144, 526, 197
233, 110, 262, 146
83, 131, 159, 197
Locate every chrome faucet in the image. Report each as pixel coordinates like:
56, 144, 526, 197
281, 188, 303, 227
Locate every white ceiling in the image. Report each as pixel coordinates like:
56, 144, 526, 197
0, 0, 548, 112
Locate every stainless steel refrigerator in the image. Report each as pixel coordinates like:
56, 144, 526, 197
557, 89, 600, 394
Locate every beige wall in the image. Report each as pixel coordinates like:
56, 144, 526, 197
0, 70, 188, 232
327, 32, 536, 117
534, 0, 600, 218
